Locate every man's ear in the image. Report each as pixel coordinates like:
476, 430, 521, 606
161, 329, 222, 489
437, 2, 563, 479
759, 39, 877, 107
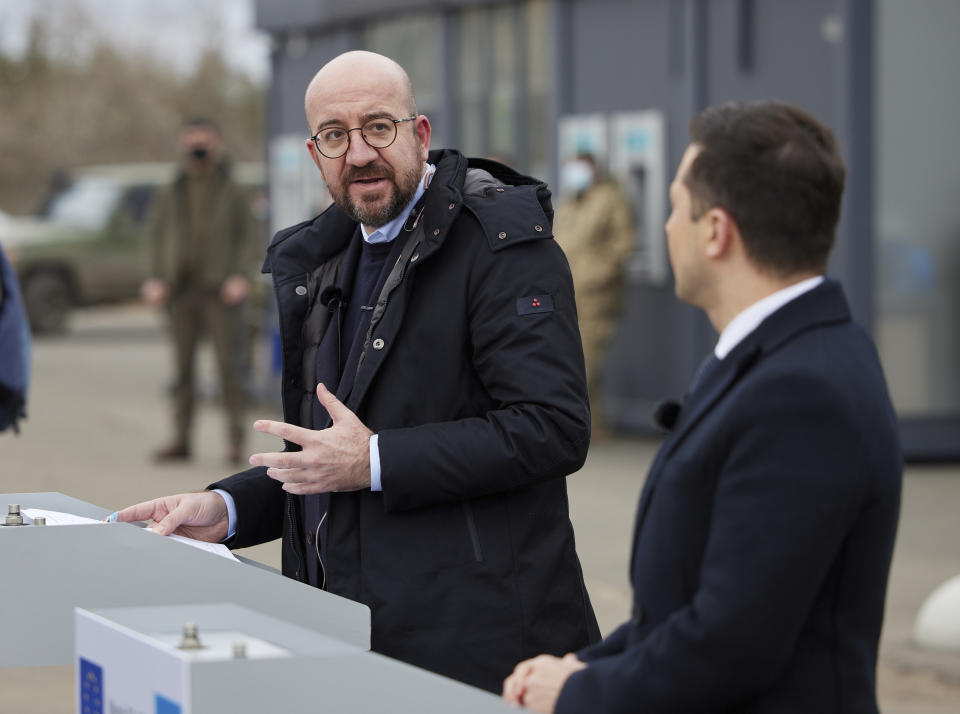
305, 139, 324, 171
704, 207, 738, 260
414, 115, 432, 161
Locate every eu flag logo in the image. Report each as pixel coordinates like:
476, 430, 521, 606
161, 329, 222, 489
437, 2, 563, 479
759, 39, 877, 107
155, 694, 182, 714
79, 658, 103, 714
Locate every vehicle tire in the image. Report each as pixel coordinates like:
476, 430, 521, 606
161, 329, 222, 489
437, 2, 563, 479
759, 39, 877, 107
23, 271, 72, 334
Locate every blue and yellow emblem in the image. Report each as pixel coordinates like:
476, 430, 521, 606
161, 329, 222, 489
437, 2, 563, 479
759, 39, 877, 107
79, 658, 103, 714
155, 694, 182, 714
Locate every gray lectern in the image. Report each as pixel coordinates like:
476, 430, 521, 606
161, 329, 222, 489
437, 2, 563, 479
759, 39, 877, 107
2, 492, 516, 713
0, 492, 369, 669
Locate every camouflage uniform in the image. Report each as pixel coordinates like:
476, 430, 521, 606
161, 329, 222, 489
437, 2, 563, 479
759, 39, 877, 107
554, 180, 634, 437
146, 160, 258, 456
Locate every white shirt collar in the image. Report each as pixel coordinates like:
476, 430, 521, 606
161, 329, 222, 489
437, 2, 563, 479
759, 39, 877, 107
714, 276, 825, 359
360, 163, 436, 245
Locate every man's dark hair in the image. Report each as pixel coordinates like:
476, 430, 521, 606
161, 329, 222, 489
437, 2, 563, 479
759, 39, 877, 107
686, 101, 845, 276
182, 117, 222, 134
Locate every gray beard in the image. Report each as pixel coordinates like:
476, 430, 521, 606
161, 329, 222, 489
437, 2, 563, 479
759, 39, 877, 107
338, 163, 422, 228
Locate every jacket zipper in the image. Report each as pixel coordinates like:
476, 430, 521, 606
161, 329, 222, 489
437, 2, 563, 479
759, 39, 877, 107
315, 512, 327, 590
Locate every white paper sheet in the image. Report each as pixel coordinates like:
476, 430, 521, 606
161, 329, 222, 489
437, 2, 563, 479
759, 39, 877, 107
21, 508, 106, 526
20, 508, 240, 562
163, 533, 240, 562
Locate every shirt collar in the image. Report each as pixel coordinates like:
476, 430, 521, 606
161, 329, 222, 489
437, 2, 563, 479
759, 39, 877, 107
714, 275, 825, 359
360, 163, 436, 245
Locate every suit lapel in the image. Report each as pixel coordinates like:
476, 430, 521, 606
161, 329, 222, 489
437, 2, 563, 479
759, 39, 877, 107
630, 345, 758, 545
628, 279, 852, 572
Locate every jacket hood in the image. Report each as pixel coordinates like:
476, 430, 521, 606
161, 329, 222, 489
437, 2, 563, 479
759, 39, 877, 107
429, 149, 554, 221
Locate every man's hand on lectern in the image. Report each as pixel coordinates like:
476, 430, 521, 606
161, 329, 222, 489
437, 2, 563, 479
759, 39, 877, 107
115, 492, 229, 542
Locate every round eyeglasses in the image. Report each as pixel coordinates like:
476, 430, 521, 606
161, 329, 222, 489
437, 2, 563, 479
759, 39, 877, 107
310, 115, 418, 159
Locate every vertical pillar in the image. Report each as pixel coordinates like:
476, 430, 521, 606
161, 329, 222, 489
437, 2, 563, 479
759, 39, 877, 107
440, 8, 460, 149
832, 0, 875, 331
549, 0, 573, 187
674, 0, 715, 379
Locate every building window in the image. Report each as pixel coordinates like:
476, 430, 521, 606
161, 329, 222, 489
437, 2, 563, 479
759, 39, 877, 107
488, 4, 520, 163
458, 6, 491, 159
455, 1, 553, 176
525, 0, 552, 180
363, 14, 441, 120
874, 0, 960, 416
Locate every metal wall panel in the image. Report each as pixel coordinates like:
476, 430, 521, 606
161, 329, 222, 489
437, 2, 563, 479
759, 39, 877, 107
705, 0, 840, 116
560, 0, 875, 430
568, 0, 673, 114
257, 0, 518, 33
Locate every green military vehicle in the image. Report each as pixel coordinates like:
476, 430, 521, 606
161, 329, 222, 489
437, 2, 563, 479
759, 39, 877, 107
3, 162, 265, 333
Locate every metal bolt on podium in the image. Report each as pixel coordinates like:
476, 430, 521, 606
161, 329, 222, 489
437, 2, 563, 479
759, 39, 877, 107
178, 622, 203, 650
232, 641, 247, 659
5, 504, 23, 526
33, 516, 46, 526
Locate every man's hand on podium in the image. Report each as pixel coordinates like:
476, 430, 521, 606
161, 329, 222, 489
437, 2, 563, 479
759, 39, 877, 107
115, 492, 229, 542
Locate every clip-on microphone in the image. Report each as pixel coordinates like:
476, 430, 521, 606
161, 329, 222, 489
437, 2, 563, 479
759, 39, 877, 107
320, 286, 345, 312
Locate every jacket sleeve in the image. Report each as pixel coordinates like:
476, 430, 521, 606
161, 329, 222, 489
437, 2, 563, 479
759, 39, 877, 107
576, 622, 631, 662
556, 373, 895, 714
376, 232, 591, 512
208, 465, 285, 548
144, 186, 170, 281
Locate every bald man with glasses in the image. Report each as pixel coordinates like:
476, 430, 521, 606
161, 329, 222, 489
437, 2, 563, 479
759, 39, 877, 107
118, 50, 600, 693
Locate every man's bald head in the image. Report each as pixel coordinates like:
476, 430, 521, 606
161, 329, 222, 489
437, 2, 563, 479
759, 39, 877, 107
304, 51, 417, 127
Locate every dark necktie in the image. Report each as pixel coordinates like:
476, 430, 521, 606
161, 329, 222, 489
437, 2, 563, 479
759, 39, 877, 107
687, 353, 722, 398
653, 352, 723, 431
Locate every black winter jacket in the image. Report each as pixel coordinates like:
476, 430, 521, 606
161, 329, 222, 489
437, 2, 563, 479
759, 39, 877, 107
212, 149, 600, 692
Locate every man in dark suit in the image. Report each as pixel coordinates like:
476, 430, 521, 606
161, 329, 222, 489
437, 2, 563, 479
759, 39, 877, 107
504, 101, 902, 713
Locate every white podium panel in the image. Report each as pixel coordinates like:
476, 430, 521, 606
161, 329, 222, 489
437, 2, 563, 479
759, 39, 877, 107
76, 604, 516, 714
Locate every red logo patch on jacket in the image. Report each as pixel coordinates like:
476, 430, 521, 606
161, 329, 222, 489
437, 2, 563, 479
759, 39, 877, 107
517, 295, 554, 315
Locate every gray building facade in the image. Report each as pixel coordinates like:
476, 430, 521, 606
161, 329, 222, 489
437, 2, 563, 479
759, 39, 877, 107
255, 0, 960, 460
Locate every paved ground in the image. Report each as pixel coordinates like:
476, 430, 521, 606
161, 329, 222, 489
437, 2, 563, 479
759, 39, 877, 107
2, 304, 959, 712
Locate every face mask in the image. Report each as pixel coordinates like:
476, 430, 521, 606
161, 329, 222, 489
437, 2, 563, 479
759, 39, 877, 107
561, 160, 594, 196
190, 147, 209, 161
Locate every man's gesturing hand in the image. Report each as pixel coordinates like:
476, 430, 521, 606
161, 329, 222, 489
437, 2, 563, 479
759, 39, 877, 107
115, 492, 229, 542
250, 383, 374, 495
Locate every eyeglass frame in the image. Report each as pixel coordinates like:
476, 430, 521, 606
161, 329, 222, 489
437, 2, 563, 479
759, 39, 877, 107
310, 115, 418, 159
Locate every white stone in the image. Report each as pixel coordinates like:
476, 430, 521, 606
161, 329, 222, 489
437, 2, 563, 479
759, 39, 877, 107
914, 574, 960, 651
